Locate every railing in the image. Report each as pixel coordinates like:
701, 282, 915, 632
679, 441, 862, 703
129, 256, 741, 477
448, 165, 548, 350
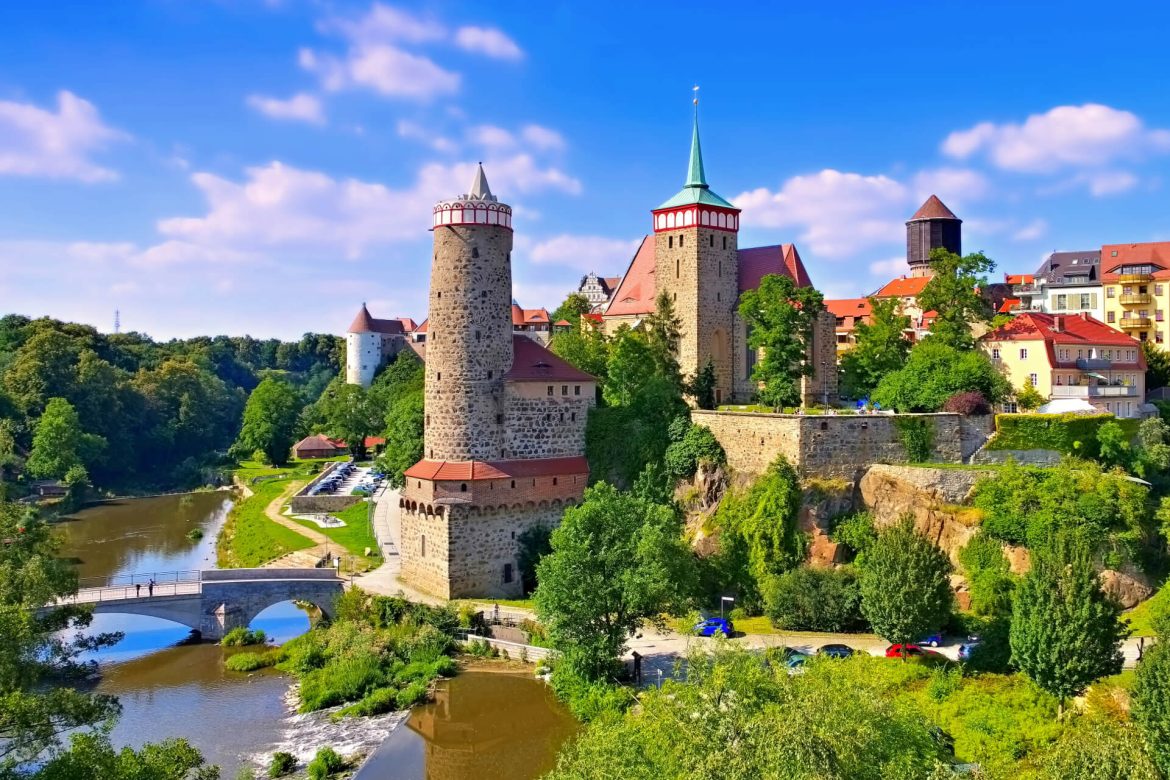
1118, 272, 1154, 283
1008, 302, 1045, 313
65, 579, 202, 605
1118, 316, 1152, 329
1051, 385, 1138, 398
1011, 284, 1039, 295
78, 569, 201, 590
1120, 293, 1152, 305
1075, 358, 1112, 370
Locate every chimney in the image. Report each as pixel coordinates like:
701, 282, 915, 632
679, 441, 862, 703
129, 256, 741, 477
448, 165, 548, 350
1053, 315, 1064, 332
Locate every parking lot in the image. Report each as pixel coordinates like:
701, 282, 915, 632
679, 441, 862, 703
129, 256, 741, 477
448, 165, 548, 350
308, 462, 387, 497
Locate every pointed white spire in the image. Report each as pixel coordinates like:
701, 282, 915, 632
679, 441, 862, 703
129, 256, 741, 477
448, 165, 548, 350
466, 162, 497, 202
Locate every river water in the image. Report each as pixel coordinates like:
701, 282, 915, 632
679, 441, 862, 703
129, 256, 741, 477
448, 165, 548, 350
56, 493, 579, 778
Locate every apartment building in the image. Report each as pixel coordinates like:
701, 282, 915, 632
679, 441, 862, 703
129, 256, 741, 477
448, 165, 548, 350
1005, 250, 1103, 318
1101, 241, 1170, 347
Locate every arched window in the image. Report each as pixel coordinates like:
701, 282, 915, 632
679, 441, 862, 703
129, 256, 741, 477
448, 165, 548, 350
667, 212, 676, 229
461, 483, 468, 492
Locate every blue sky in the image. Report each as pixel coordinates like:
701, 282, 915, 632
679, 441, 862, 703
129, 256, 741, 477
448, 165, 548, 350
5, 1, 1170, 340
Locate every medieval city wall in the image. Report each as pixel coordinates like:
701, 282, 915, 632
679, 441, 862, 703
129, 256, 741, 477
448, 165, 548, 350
691, 410, 990, 479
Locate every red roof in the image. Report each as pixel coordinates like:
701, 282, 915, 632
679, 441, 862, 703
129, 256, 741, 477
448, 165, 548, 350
603, 276, 622, 290
398, 317, 418, 332
824, 297, 873, 324
505, 335, 595, 382
364, 436, 386, 447
554, 319, 571, 326
512, 304, 550, 326
293, 434, 345, 452
982, 312, 1143, 352
873, 275, 932, 298
1004, 274, 1033, 285
416, 319, 428, 333
1101, 241, 1170, 280
737, 244, 812, 292
404, 455, 589, 481
998, 298, 1020, 314
605, 236, 657, 317
910, 195, 960, 221
348, 304, 406, 335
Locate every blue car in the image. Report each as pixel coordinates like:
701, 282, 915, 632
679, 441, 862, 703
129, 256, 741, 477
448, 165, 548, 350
693, 617, 733, 637
919, 633, 943, 648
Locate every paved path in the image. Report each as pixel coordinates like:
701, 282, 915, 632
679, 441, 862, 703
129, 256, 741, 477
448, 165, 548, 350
259, 479, 334, 569
351, 486, 443, 605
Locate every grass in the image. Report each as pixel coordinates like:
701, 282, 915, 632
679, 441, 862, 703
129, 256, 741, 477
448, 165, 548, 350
453, 597, 535, 611
1124, 584, 1169, 636
292, 501, 381, 572
217, 477, 314, 568
233, 457, 348, 484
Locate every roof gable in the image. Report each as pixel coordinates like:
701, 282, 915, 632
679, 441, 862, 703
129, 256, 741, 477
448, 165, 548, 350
910, 195, 960, 221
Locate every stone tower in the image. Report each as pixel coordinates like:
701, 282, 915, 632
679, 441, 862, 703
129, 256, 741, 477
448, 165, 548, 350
906, 194, 961, 277
424, 164, 514, 461
652, 101, 741, 403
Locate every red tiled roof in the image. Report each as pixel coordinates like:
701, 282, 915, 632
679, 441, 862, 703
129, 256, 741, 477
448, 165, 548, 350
416, 319, 428, 333
873, 275, 932, 298
998, 298, 1020, 314
603, 276, 622, 290
348, 304, 406, 335
1100, 241, 1170, 280
824, 297, 873, 319
737, 244, 813, 292
505, 335, 595, 382
404, 455, 589, 481
1004, 274, 1033, 285
982, 312, 1143, 352
910, 195, 960, 221
605, 236, 657, 317
512, 304, 550, 326
398, 317, 418, 332
294, 434, 344, 452
554, 319, 571, 326
364, 436, 386, 447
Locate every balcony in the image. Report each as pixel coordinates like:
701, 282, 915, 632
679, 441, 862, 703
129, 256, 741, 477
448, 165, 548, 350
1008, 302, 1045, 313
1051, 384, 1139, 398
1119, 293, 1152, 305
1118, 316, 1152, 329
1075, 357, 1112, 370
1118, 272, 1154, 284
1012, 284, 1039, 295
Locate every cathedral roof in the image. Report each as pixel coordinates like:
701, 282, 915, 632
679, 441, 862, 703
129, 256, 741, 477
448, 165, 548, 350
348, 304, 406, 334
505, 335, 594, 382
737, 244, 812, 292
910, 195, 960, 222
656, 106, 737, 211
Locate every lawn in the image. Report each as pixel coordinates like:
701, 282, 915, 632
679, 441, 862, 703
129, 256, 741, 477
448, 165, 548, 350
453, 598, 535, 611
233, 457, 348, 484
292, 501, 380, 571
217, 477, 315, 568
1125, 584, 1169, 636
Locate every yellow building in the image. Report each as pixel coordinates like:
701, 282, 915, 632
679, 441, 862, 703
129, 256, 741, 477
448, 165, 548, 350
1100, 241, 1170, 347
980, 312, 1145, 418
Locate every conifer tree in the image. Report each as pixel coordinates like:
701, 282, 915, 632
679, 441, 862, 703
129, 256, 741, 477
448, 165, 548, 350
1010, 532, 1125, 715
687, 358, 718, 410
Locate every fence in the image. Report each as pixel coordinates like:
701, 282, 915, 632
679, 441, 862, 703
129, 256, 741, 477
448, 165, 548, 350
455, 630, 558, 663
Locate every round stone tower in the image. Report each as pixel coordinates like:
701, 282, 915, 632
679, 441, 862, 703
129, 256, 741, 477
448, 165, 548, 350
424, 164, 514, 461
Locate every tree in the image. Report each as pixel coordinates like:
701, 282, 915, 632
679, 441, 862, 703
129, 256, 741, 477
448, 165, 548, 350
857, 517, 953, 652
917, 248, 995, 350
1010, 532, 1125, 714
602, 328, 660, 408
1035, 715, 1160, 780
29, 732, 218, 780
1133, 617, 1170, 775
763, 566, 866, 632
1095, 420, 1133, 471
1, 329, 81, 416
839, 297, 910, 398
686, 358, 717, 410
551, 293, 593, 326
872, 340, 1010, 412
550, 321, 610, 389
516, 524, 552, 596
533, 483, 697, 680
1144, 341, 1170, 391
378, 388, 423, 487
232, 376, 304, 466
738, 274, 824, 409
313, 380, 381, 458
1016, 378, 1045, 411
643, 292, 683, 391
25, 398, 105, 480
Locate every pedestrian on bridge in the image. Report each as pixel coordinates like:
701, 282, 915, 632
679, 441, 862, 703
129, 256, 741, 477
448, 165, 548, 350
135, 583, 141, 598
148, 579, 155, 597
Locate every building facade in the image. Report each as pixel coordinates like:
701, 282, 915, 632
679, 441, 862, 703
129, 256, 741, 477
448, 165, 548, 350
601, 108, 836, 406
576, 272, 622, 310
1004, 251, 1103, 319
980, 311, 1145, 417
398, 166, 596, 599
1101, 241, 1170, 347
345, 306, 416, 387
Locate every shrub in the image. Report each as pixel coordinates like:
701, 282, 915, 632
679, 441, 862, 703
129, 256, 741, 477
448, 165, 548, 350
338, 686, 398, 717
306, 747, 345, 780
894, 417, 934, 463
830, 512, 877, 559
222, 627, 266, 647
550, 667, 628, 722
395, 680, 429, 708
663, 423, 725, 481
464, 638, 496, 658
225, 650, 279, 672
942, 391, 990, 416
763, 566, 867, 632
988, 413, 1133, 458
268, 751, 296, 778
957, 533, 1015, 617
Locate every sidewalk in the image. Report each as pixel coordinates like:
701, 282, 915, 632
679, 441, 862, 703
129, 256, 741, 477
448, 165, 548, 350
351, 485, 444, 605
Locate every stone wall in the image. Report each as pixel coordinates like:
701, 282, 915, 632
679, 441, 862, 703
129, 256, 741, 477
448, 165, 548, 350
289, 494, 363, 515
691, 410, 976, 478
503, 381, 595, 459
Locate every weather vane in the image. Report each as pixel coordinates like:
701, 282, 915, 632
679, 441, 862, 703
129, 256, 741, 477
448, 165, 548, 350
693, 84, 699, 106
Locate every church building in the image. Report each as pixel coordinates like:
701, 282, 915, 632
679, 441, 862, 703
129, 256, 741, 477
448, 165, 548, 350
601, 106, 837, 406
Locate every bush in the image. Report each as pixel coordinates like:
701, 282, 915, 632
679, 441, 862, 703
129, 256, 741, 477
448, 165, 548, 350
225, 650, 280, 672
663, 423, 726, 481
268, 751, 296, 778
464, 638, 497, 658
988, 413, 1132, 458
222, 627, 266, 647
942, 391, 990, 416
395, 680, 429, 708
306, 747, 345, 780
763, 566, 867, 632
894, 417, 934, 462
550, 667, 628, 722
338, 686, 398, 717
830, 512, 877, 559
873, 341, 1010, 412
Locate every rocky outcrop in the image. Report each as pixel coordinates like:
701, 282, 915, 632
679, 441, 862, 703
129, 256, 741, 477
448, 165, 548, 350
857, 464, 994, 566
1100, 566, 1155, 610
799, 479, 854, 568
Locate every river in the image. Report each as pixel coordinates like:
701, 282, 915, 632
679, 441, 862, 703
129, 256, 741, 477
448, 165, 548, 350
56, 492, 578, 778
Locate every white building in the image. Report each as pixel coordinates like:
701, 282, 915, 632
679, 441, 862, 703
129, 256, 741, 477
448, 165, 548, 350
345, 304, 417, 387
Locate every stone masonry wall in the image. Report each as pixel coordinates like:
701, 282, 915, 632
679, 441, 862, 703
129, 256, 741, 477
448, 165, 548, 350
503, 381, 595, 459
289, 494, 363, 514
400, 504, 453, 599
425, 223, 514, 461
691, 410, 967, 478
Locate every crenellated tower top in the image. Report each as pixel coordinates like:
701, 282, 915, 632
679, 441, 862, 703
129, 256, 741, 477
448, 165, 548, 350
432, 162, 513, 230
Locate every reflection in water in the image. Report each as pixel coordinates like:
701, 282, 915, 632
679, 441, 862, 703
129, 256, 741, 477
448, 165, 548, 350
357, 671, 579, 780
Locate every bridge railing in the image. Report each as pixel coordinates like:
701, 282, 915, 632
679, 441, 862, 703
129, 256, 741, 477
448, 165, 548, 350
63, 579, 202, 604
78, 570, 202, 590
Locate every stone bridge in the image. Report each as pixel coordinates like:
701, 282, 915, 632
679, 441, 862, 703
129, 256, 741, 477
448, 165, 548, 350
61, 568, 344, 641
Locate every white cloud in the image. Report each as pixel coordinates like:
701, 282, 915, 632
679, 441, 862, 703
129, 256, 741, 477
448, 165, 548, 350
325, 3, 446, 44
396, 120, 456, 152
734, 169, 908, 257
943, 103, 1170, 173
529, 234, 640, 272
1012, 218, 1048, 242
521, 125, 565, 151
912, 167, 990, 204
0, 90, 127, 182
300, 43, 460, 99
246, 92, 325, 125
1081, 170, 1138, 196
454, 26, 523, 61
468, 124, 515, 149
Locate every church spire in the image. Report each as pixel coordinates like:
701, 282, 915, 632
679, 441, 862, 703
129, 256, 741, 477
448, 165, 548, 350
467, 162, 496, 202
685, 87, 708, 189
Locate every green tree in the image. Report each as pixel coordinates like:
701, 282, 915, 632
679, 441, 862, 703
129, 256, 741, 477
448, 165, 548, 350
1095, 420, 1133, 471
378, 388, 423, 487
1133, 617, 1170, 775
516, 524, 552, 596
602, 328, 660, 408
551, 292, 593, 326
1016, 378, 1045, 411
643, 292, 683, 391
917, 248, 995, 350
313, 381, 381, 458
29, 732, 218, 780
738, 274, 824, 409
1144, 341, 1170, 391
550, 321, 610, 389
873, 340, 1010, 412
687, 358, 718, 410
857, 518, 953, 652
763, 566, 866, 632
232, 376, 304, 466
1, 328, 80, 416
1035, 715, 1160, 780
534, 483, 697, 680
957, 533, 1015, 617
1010, 532, 1125, 714
25, 397, 105, 479
839, 297, 910, 398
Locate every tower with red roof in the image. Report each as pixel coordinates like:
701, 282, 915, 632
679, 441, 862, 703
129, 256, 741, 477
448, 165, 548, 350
399, 165, 597, 599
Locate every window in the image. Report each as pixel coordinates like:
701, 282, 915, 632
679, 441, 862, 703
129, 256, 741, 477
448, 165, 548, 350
496, 413, 503, 424
676, 258, 680, 278
425, 415, 430, 426
503, 563, 513, 584
1055, 294, 1067, 309
679, 235, 684, 247
471, 246, 479, 258
718, 260, 722, 278
1019, 348, 1028, 360
668, 236, 673, 249
420, 535, 426, 558
460, 483, 467, 492
1079, 294, 1091, 309
552, 477, 558, 485
717, 293, 721, 302
991, 348, 1000, 360
487, 370, 493, 379
1159, 285, 1165, 296
1112, 250, 1118, 257
1029, 373, 1038, 386
709, 235, 714, 247
571, 412, 577, 421
437, 372, 441, 380
562, 385, 568, 396
547, 385, 553, 396
475, 330, 480, 341
1108, 311, 1116, 323
1107, 287, 1116, 298
574, 385, 581, 395
437, 291, 441, 299
510, 480, 515, 488
722, 236, 727, 250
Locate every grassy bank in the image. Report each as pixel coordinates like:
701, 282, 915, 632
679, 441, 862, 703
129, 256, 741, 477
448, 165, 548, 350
217, 476, 314, 567
233, 456, 348, 485
292, 501, 380, 571
1125, 584, 1169, 636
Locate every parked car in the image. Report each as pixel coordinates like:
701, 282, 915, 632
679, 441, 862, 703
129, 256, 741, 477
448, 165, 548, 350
885, 643, 926, 658
919, 633, 943, 648
785, 652, 811, 673
693, 617, 733, 637
958, 636, 982, 661
817, 643, 855, 659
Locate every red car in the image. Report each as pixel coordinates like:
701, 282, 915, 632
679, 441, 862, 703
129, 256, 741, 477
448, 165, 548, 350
885, 643, 925, 658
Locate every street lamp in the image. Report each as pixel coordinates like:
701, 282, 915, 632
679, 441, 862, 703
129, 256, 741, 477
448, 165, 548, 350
720, 596, 735, 619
